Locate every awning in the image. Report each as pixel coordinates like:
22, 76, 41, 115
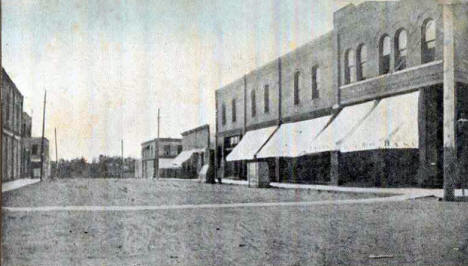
307, 100, 378, 154
256, 116, 332, 159
171, 148, 205, 167
226, 126, 278, 161
340, 91, 419, 152
159, 158, 177, 169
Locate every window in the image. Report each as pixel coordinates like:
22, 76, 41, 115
311, 66, 320, 99
221, 103, 226, 125
422, 19, 436, 63
251, 89, 256, 117
345, 49, 356, 84
6, 90, 10, 123
357, 44, 368, 80
163, 145, 171, 155
177, 145, 182, 154
380, 35, 391, 74
395, 29, 408, 71
264, 85, 269, 113
294, 71, 300, 105
231, 99, 236, 122
32, 144, 38, 156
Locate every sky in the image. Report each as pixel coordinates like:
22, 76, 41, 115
2, 0, 371, 160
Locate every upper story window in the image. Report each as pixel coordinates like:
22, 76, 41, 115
251, 90, 256, 117
395, 29, 408, 71
6, 90, 10, 122
163, 145, 171, 155
379, 35, 391, 74
294, 71, 300, 105
264, 85, 270, 113
221, 103, 226, 125
231, 98, 236, 122
357, 44, 368, 81
311, 66, 320, 99
422, 19, 436, 63
345, 49, 356, 84
32, 144, 38, 156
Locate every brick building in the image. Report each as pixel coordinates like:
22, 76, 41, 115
215, 0, 468, 191
171, 124, 212, 179
2, 69, 24, 182
141, 138, 182, 178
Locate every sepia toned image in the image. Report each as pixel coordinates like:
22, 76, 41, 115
1, 0, 467, 265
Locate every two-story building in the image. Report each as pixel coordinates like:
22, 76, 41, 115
216, 0, 467, 194
2, 68, 24, 182
171, 124, 211, 179
141, 138, 182, 178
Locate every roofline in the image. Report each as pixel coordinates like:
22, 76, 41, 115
141, 137, 182, 146
181, 124, 210, 136
214, 30, 334, 93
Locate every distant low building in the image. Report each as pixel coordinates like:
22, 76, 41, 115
141, 138, 182, 178
134, 159, 142, 178
24, 137, 50, 179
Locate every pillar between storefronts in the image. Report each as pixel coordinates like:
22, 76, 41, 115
330, 151, 340, 186
247, 160, 270, 188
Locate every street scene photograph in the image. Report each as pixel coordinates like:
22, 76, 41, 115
1, 0, 468, 265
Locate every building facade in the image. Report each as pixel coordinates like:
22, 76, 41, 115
215, 0, 468, 191
172, 124, 212, 179
2, 69, 24, 182
23, 137, 50, 179
21, 112, 32, 178
141, 138, 182, 178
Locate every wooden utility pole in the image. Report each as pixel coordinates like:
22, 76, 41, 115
40, 90, 47, 181
121, 139, 124, 178
0, 4, 3, 261
55, 128, 58, 177
155, 108, 160, 179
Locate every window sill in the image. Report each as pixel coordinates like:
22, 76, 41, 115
340, 60, 443, 90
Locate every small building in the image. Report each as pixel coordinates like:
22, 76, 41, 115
24, 137, 50, 179
20, 112, 32, 179
134, 159, 142, 178
171, 124, 212, 180
141, 138, 182, 178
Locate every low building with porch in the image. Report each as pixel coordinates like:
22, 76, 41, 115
141, 138, 182, 178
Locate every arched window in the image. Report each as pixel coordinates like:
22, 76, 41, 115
294, 71, 300, 105
311, 66, 320, 99
379, 35, 391, 74
357, 44, 367, 81
422, 19, 436, 63
345, 49, 356, 84
395, 29, 408, 71
251, 89, 256, 117
231, 98, 236, 122
264, 85, 270, 113
221, 103, 226, 125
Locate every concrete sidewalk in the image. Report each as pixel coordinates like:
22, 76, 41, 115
221, 178, 467, 199
2, 178, 41, 192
